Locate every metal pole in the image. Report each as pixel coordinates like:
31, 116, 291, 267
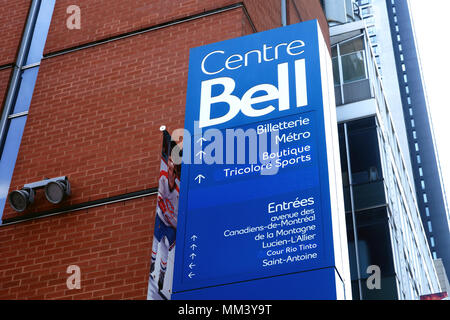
281, 0, 287, 26
344, 123, 364, 300
0, 0, 41, 157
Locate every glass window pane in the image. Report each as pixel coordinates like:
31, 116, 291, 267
347, 117, 382, 185
341, 51, 366, 83
339, 37, 365, 55
333, 57, 341, 86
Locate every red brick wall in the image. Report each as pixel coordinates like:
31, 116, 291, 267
0, 68, 12, 116
293, 0, 330, 48
3, 8, 247, 222
0, 7, 250, 300
44, 0, 284, 55
287, 0, 302, 25
0, 0, 30, 66
0, 0, 328, 300
0, 197, 154, 299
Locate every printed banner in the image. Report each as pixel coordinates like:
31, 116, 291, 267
147, 130, 181, 300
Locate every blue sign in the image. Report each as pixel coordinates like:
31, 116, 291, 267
172, 20, 351, 299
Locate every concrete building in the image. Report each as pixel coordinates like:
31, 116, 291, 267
325, 0, 445, 299
353, 0, 450, 284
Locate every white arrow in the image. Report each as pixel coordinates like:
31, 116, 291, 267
196, 137, 207, 146
188, 272, 195, 279
189, 262, 196, 270
191, 235, 198, 241
190, 253, 196, 260
196, 150, 206, 160
195, 174, 205, 184
190, 244, 197, 251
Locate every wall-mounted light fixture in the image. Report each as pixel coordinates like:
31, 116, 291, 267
8, 188, 35, 212
8, 176, 71, 212
45, 178, 71, 204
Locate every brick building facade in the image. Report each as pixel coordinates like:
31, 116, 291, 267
0, 0, 327, 299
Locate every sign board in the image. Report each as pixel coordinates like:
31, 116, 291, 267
172, 20, 351, 299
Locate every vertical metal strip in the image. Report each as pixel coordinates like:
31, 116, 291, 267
281, 0, 287, 26
344, 122, 364, 300
0, 0, 41, 156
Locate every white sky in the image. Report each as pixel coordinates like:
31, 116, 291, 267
408, 0, 450, 207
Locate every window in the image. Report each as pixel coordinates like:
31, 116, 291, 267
419, 167, 423, 176
341, 52, 367, 83
405, 86, 409, 94
417, 155, 421, 164
404, 74, 408, 83
407, 97, 412, 105
409, 108, 413, 116
340, 36, 365, 54
332, 57, 340, 86
430, 237, 435, 247
411, 119, 415, 127
432, 251, 437, 259
365, 16, 375, 25
412, 131, 417, 139
375, 56, 381, 66
421, 180, 425, 190
398, 44, 403, 51
334, 37, 368, 84
347, 117, 383, 185
402, 64, 406, 72
370, 35, 377, 44
423, 193, 428, 203
425, 207, 430, 217
361, 7, 372, 16
427, 221, 433, 233
372, 45, 379, 55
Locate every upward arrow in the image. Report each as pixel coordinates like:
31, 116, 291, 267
196, 150, 206, 160
195, 174, 205, 184
196, 137, 207, 146
191, 235, 198, 241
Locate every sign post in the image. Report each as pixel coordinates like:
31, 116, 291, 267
172, 20, 351, 299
